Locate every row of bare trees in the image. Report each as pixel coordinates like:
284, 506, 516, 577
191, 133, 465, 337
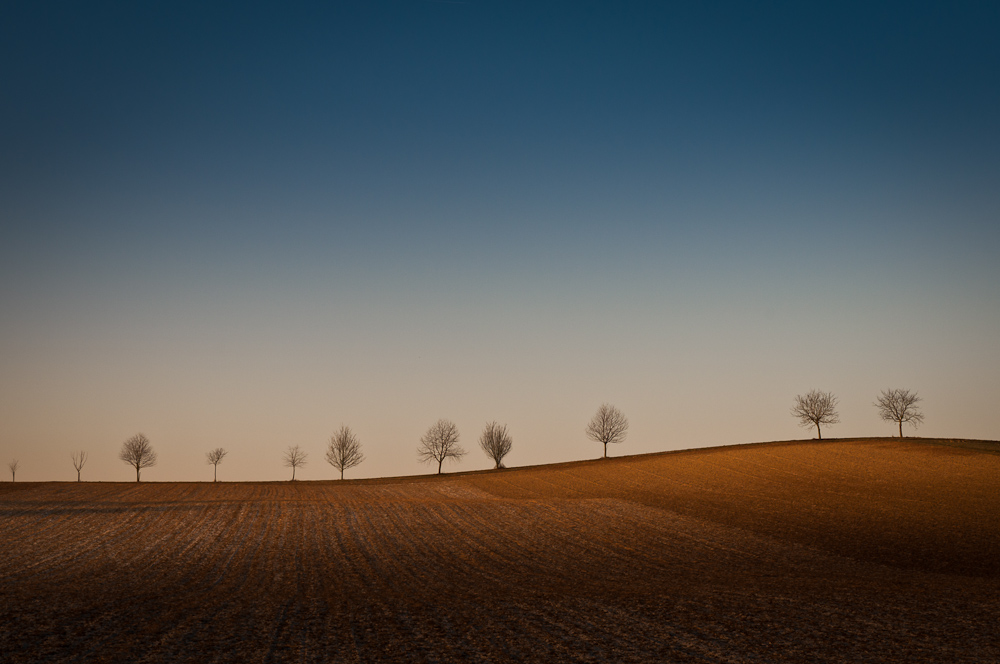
9, 452, 89, 482
414, 406, 629, 475
791, 388, 925, 439
289, 418, 518, 478
5, 404, 629, 481
5, 393, 927, 481
4, 428, 367, 483
278, 426, 367, 481
413, 420, 514, 474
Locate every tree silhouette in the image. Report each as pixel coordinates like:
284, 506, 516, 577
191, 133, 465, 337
8, 459, 19, 482
71, 451, 88, 482
586, 404, 629, 458
206, 448, 228, 482
874, 388, 924, 437
283, 445, 307, 480
119, 434, 157, 482
326, 426, 364, 480
479, 421, 512, 469
418, 419, 465, 474
791, 390, 839, 439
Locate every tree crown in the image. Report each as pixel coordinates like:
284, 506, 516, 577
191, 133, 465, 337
791, 390, 840, 428
283, 445, 308, 468
479, 421, 512, 469
206, 448, 228, 465
874, 388, 924, 427
586, 404, 629, 446
119, 434, 157, 470
326, 425, 365, 473
418, 419, 466, 465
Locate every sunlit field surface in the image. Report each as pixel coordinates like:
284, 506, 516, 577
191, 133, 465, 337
1, 438, 998, 663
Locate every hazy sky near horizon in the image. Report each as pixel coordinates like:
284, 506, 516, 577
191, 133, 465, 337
2, 1, 998, 481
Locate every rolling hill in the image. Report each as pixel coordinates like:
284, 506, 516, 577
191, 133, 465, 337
1, 437, 997, 662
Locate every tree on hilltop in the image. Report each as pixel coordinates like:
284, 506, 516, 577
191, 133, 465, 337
326, 426, 364, 480
283, 445, 307, 480
479, 421, 512, 469
8, 459, 19, 482
586, 404, 629, 458
119, 434, 157, 482
206, 448, 228, 482
418, 419, 465, 474
791, 390, 839, 439
874, 388, 924, 437
71, 451, 88, 482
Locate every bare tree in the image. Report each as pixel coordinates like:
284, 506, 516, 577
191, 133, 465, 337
71, 451, 88, 482
119, 433, 157, 482
418, 419, 465, 474
791, 390, 840, 439
206, 447, 228, 482
874, 388, 924, 437
8, 459, 19, 482
586, 404, 629, 458
325, 425, 364, 480
479, 421, 512, 469
283, 445, 307, 480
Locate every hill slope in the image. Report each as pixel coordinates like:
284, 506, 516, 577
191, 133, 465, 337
1, 438, 998, 663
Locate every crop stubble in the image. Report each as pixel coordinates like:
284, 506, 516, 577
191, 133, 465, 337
1, 438, 998, 662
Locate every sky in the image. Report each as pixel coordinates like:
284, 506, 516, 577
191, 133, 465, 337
1, 1, 998, 482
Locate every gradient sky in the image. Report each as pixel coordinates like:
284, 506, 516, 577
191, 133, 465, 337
2, 1, 998, 482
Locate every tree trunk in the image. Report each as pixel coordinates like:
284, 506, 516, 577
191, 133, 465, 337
136, 466, 140, 482
292, 467, 296, 481
603, 442, 607, 458
340, 468, 344, 480
816, 422, 822, 440
77, 470, 81, 482
438, 458, 443, 474
214, 465, 217, 482
899, 421, 903, 437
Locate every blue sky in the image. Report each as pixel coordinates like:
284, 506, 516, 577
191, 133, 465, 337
1, 1, 998, 481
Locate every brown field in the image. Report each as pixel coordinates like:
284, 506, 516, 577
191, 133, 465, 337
1, 437, 998, 663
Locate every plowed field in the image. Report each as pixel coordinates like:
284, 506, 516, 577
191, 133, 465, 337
2, 438, 998, 663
